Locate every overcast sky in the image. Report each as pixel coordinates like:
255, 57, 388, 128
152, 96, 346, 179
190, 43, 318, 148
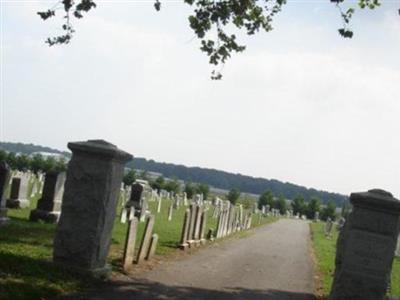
1, 0, 399, 197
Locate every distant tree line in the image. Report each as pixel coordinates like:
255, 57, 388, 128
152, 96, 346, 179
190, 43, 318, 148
0, 149, 67, 173
128, 158, 348, 206
0, 141, 70, 157
1, 142, 348, 208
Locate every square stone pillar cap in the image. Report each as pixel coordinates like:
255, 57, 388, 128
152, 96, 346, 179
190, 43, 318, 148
350, 189, 400, 213
68, 140, 133, 162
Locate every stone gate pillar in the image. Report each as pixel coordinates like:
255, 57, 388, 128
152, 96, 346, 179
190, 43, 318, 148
329, 189, 400, 300
53, 140, 132, 277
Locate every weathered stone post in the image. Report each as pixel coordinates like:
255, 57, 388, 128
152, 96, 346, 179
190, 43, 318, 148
193, 205, 203, 245
329, 189, 400, 300
122, 217, 138, 271
29, 171, 66, 223
187, 204, 196, 246
0, 162, 11, 225
167, 203, 173, 221
146, 233, 159, 260
53, 140, 132, 277
179, 208, 191, 250
199, 209, 207, 245
136, 214, 155, 264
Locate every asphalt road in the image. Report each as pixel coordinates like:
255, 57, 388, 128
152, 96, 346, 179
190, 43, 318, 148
58, 219, 316, 300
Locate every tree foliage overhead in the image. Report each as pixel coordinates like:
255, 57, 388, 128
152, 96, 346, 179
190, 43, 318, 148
37, 0, 392, 79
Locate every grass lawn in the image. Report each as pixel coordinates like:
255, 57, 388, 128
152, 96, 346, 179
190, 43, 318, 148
0, 179, 278, 300
310, 222, 400, 298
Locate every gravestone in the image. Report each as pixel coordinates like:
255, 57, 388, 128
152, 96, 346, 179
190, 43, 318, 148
146, 233, 159, 260
168, 204, 173, 221
187, 204, 197, 245
325, 217, 333, 237
120, 208, 127, 224
199, 210, 207, 245
314, 211, 320, 222
30, 171, 66, 223
179, 208, 191, 250
156, 196, 162, 213
122, 217, 138, 271
137, 214, 155, 264
7, 176, 30, 208
329, 189, 400, 300
128, 183, 144, 211
0, 162, 11, 225
53, 140, 132, 277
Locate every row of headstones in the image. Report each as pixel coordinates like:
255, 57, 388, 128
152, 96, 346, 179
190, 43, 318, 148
122, 212, 159, 271
0, 164, 52, 225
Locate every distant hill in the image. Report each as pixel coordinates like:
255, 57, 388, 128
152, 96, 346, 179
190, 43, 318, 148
0, 141, 348, 206
0, 142, 70, 157
127, 158, 348, 205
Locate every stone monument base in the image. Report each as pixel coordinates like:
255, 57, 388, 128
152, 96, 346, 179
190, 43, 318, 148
53, 261, 112, 279
6, 199, 30, 209
179, 243, 189, 250
29, 209, 60, 224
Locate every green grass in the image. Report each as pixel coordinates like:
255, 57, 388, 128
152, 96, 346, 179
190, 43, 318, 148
310, 222, 400, 298
1, 183, 278, 300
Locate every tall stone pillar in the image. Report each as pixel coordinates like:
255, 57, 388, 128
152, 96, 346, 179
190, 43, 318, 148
329, 189, 400, 300
53, 140, 132, 277
0, 162, 11, 225
29, 171, 66, 223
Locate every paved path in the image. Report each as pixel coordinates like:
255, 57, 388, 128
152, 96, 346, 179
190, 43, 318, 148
60, 219, 315, 300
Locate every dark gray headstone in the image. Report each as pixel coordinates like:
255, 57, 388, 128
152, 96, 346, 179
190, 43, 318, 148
329, 189, 400, 300
0, 162, 11, 225
53, 140, 132, 278
128, 183, 144, 211
29, 171, 66, 223
6, 175, 29, 209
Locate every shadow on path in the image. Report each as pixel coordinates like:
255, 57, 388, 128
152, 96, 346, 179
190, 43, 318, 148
54, 278, 316, 300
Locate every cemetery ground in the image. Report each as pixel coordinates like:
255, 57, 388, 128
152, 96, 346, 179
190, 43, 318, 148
54, 219, 315, 300
310, 222, 400, 299
0, 180, 278, 300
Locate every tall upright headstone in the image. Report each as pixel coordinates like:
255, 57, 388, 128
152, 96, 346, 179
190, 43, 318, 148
128, 183, 144, 211
53, 140, 132, 277
180, 208, 191, 250
329, 189, 400, 300
30, 171, 66, 223
6, 176, 29, 208
0, 162, 11, 225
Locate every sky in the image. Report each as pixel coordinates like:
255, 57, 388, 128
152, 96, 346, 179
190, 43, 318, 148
1, 0, 400, 198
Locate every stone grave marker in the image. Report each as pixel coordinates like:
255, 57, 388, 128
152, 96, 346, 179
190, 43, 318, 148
137, 214, 155, 264
120, 208, 128, 224
53, 140, 132, 277
7, 176, 30, 209
122, 217, 138, 271
0, 162, 11, 225
29, 171, 66, 223
329, 189, 400, 300
146, 233, 159, 260
179, 208, 191, 250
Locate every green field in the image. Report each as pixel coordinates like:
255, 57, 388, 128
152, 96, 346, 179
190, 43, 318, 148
0, 178, 277, 300
310, 222, 400, 298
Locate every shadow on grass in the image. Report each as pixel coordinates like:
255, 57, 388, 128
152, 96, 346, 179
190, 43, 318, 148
0, 252, 98, 300
53, 278, 316, 300
1, 217, 55, 247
